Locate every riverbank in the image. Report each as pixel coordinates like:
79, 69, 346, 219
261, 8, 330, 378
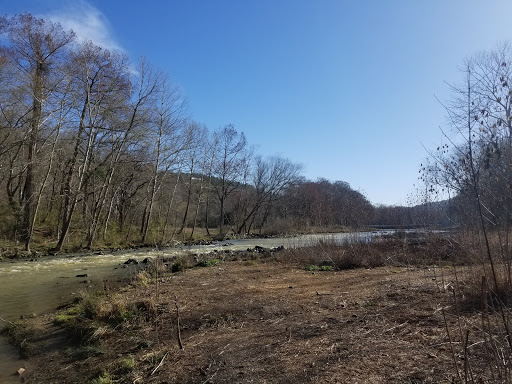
0, 226, 361, 260
6, 235, 506, 383
6, 262, 452, 383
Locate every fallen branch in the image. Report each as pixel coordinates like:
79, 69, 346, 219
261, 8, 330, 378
150, 351, 168, 376
201, 368, 219, 384
442, 307, 462, 384
383, 321, 408, 334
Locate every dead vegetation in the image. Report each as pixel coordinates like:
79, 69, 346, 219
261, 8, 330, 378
8, 233, 512, 383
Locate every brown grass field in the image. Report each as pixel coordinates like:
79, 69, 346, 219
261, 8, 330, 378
7, 236, 512, 383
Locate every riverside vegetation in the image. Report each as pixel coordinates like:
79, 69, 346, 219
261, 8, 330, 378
4, 231, 512, 383
0, 14, 375, 257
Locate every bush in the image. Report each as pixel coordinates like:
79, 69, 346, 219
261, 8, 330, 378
2, 320, 36, 358
277, 234, 469, 271
53, 314, 76, 326
91, 372, 113, 384
197, 258, 221, 267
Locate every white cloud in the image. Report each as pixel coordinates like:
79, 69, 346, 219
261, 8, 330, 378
45, 0, 124, 52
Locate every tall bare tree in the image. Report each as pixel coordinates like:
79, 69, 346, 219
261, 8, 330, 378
0, 14, 74, 251
212, 125, 248, 236
55, 42, 131, 250
235, 155, 301, 234
139, 75, 187, 243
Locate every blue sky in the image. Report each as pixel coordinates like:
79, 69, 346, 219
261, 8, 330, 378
3, 0, 512, 206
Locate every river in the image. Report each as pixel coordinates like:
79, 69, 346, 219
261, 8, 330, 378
0, 231, 385, 382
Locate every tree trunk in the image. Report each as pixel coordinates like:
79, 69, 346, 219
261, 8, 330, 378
178, 161, 195, 235
21, 61, 44, 252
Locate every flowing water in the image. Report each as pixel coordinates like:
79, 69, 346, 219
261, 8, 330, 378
0, 231, 384, 382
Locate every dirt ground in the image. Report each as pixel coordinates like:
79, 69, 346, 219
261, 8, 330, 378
18, 260, 485, 383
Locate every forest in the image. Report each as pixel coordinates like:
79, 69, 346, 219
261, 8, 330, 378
6, 13, 510, 257
0, 14, 376, 253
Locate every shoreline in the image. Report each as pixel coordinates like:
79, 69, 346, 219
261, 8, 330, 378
2, 236, 487, 383
0, 226, 376, 261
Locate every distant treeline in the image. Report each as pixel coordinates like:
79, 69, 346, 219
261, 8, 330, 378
0, 14, 375, 251
372, 200, 455, 229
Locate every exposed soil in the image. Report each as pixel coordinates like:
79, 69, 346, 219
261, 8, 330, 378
13, 257, 491, 384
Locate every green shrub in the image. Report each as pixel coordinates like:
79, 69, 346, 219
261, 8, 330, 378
305, 265, 333, 272
171, 259, 186, 272
53, 314, 77, 326
197, 258, 221, 267
117, 355, 136, 373
70, 345, 105, 359
91, 372, 113, 384
3, 320, 35, 358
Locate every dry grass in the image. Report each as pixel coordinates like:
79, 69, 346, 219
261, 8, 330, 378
21, 262, 460, 383
12, 233, 512, 383
277, 232, 470, 270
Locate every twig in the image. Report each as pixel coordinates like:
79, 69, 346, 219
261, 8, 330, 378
442, 307, 463, 384
201, 368, 219, 384
383, 321, 408, 334
467, 340, 484, 349
463, 329, 468, 384
428, 341, 461, 348
452, 288, 464, 344
150, 351, 168, 376
440, 264, 446, 292
175, 295, 184, 350
0, 317, 13, 325
218, 343, 230, 355
463, 329, 476, 384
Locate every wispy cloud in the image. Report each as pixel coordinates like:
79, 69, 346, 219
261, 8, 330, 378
45, 0, 124, 52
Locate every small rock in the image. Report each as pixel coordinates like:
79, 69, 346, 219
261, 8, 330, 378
76, 273, 88, 277
17, 367, 25, 375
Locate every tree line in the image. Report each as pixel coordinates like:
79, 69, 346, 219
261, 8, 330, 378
0, 14, 373, 252
372, 42, 512, 232
420, 42, 512, 232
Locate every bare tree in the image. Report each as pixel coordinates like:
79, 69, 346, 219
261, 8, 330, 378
177, 122, 207, 236
0, 14, 74, 251
55, 42, 131, 250
212, 125, 248, 236
235, 155, 301, 234
424, 43, 512, 230
187, 126, 216, 239
139, 75, 187, 244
